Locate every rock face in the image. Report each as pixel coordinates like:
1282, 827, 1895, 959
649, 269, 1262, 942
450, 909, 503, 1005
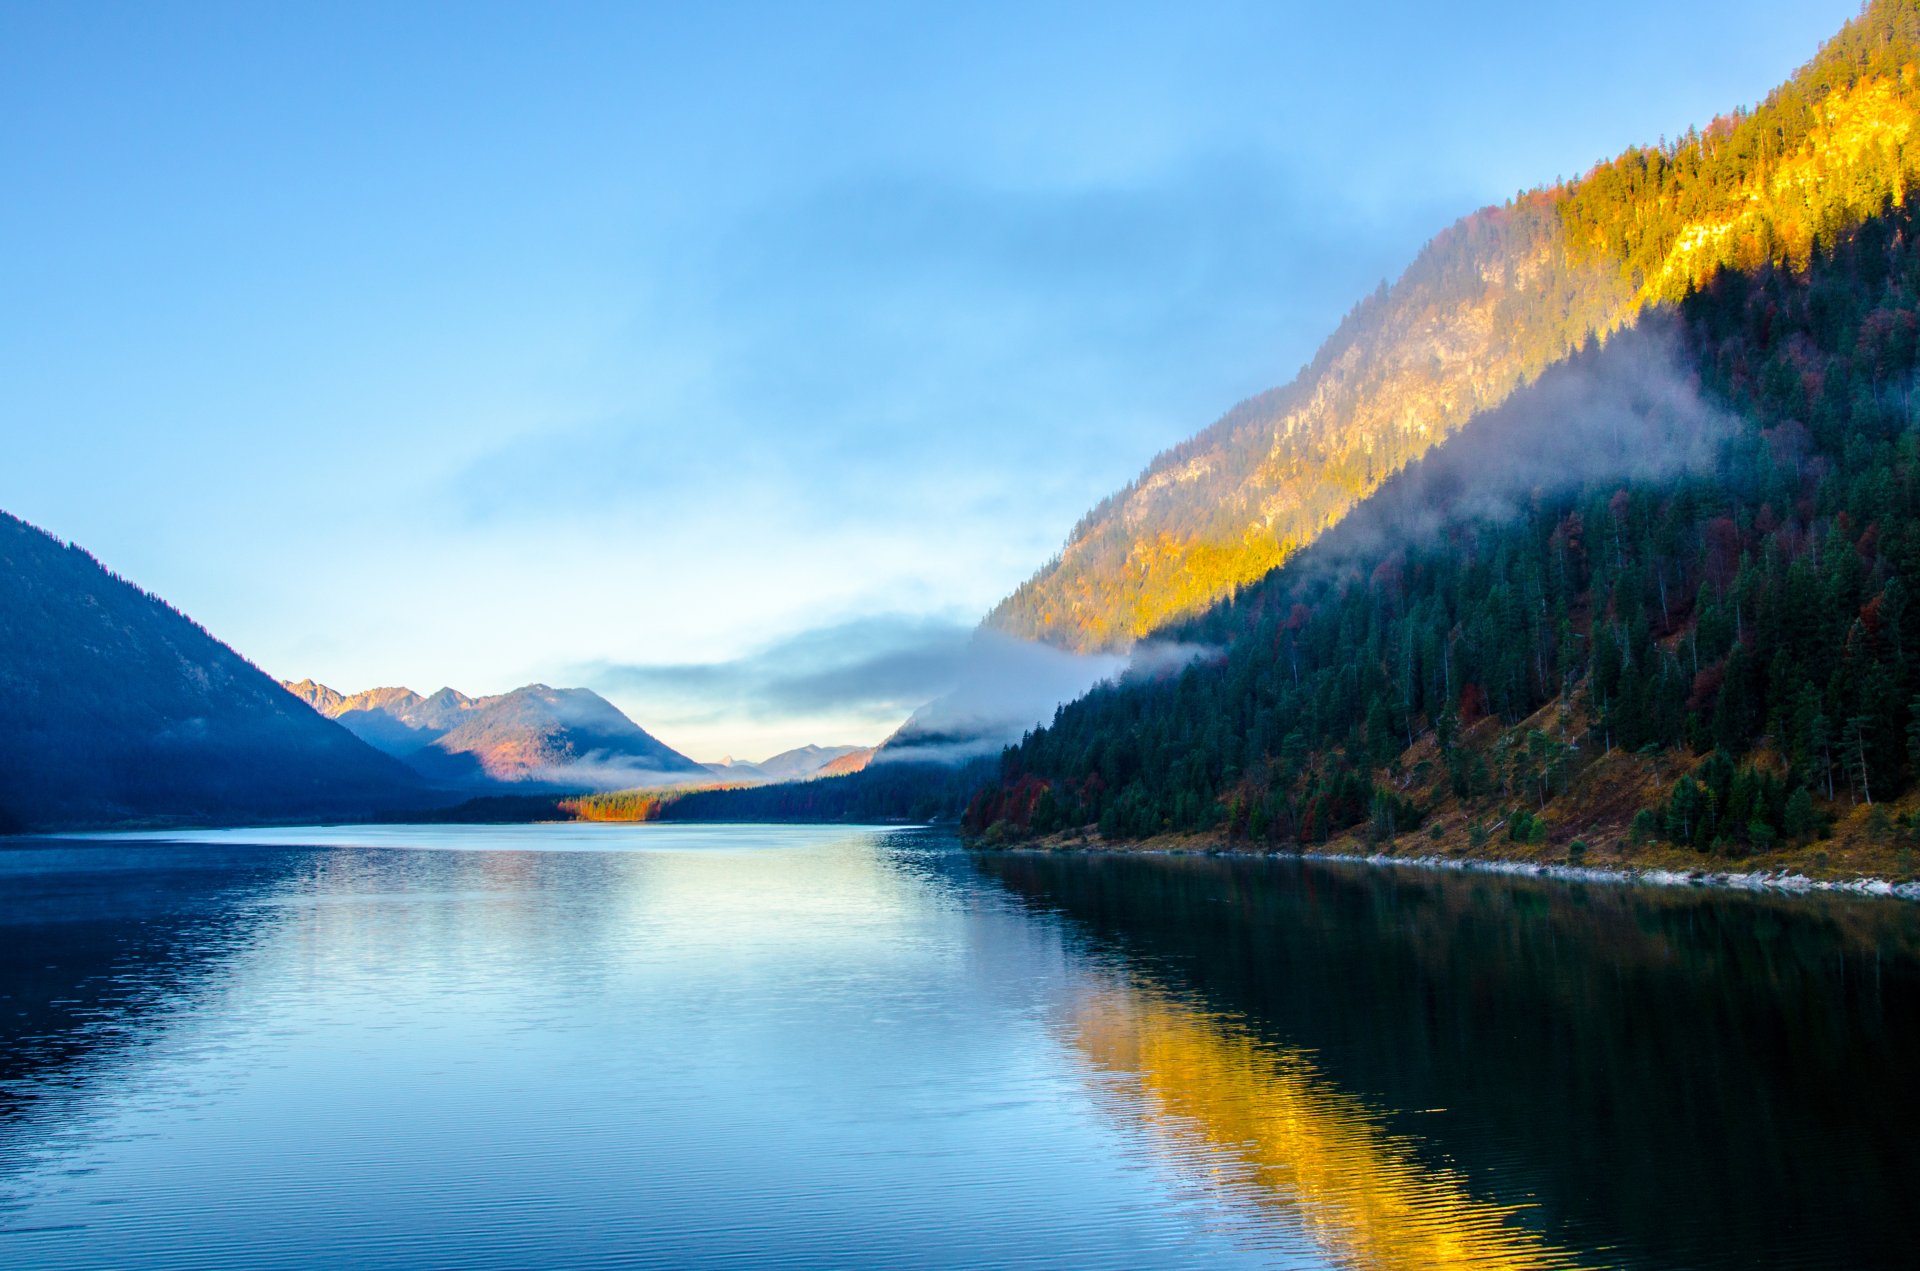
285, 680, 706, 790
0, 511, 425, 829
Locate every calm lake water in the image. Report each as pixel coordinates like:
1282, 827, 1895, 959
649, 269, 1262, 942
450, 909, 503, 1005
0, 826, 1915, 1269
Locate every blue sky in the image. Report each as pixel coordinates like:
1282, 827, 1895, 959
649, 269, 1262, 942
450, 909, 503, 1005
1, 0, 1859, 758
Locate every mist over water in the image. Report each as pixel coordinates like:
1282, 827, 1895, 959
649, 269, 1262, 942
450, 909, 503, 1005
1, 827, 1913, 1269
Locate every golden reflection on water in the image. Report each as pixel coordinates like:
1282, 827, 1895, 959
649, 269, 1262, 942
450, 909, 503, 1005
1069, 982, 1595, 1271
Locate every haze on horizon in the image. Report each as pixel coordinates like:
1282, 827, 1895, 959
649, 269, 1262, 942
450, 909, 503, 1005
0, 0, 1855, 760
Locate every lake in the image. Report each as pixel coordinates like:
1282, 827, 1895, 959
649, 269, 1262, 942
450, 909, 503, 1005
0, 825, 1915, 1269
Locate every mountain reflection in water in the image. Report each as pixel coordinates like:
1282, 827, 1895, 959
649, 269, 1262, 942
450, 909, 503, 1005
983, 849, 1920, 1271
1068, 980, 1590, 1269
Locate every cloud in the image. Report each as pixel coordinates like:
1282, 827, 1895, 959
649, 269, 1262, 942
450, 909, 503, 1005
578, 614, 979, 729
442, 152, 1459, 540
876, 631, 1125, 763
873, 633, 1222, 765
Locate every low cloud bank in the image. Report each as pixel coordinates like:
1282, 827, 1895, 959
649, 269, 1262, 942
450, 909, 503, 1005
580, 614, 979, 734
577, 615, 1211, 767
520, 755, 718, 792
875, 633, 1126, 764
876, 634, 1217, 765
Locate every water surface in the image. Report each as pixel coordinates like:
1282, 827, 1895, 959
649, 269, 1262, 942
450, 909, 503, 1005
0, 825, 1913, 1269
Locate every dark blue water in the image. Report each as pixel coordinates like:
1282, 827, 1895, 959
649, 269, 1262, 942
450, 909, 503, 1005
0, 826, 1915, 1269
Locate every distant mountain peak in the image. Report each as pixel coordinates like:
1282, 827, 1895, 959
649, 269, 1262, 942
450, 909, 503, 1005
283, 678, 346, 714
280, 676, 704, 791
697, 743, 875, 785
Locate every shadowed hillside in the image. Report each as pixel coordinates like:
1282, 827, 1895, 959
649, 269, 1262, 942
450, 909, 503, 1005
0, 513, 425, 829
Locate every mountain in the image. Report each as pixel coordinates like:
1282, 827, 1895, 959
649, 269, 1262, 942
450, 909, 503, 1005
990, 0, 1920, 652
422, 685, 705, 787
550, 2, 1920, 839
286, 679, 705, 790
754, 744, 869, 782
400, 687, 483, 734
814, 747, 874, 778
969, 160, 1920, 862
0, 512, 426, 829
704, 745, 872, 784
965, 3, 1920, 866
282, 682, 456, 753
283, 679, 347, 714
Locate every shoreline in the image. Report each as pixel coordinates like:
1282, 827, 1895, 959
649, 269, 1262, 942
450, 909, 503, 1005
975, 836, 1920, 902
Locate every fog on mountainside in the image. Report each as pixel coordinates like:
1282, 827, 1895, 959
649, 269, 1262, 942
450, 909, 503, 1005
1290, 318, 1735, 569
606, 630, 1217, 828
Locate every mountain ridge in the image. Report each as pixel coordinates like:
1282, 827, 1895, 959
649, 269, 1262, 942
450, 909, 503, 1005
285, 678, 706, 790
706, 744, 873, 783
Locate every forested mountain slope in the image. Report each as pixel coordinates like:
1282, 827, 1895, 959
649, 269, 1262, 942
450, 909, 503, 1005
989, 0, 1920, 652
969, 197, 1920, 868
0, 514, 425, 829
